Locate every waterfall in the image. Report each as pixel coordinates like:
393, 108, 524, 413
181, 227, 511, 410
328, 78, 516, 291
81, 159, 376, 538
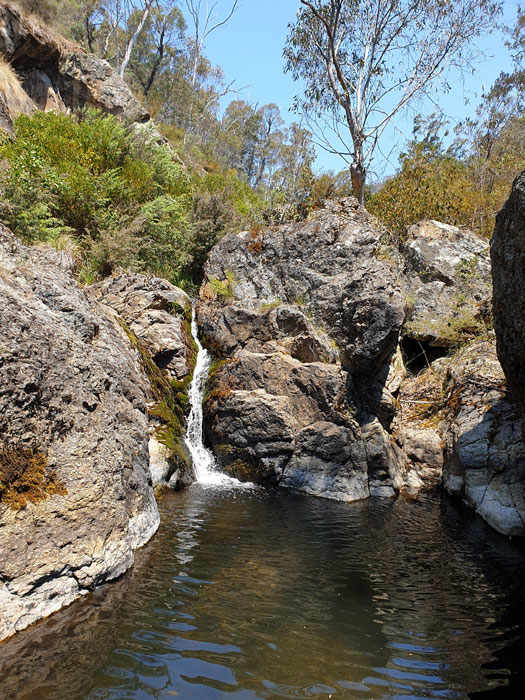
184, 306, 246, 487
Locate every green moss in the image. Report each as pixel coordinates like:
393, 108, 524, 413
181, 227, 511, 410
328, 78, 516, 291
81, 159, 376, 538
118, 318, 192, 469
203, 359, 233, 404
208, 270, 237, 300
170, 301, 185, 316
260, 299, 282, 312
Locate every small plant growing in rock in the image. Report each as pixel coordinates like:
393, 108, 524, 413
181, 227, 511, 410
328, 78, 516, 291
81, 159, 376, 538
260, 299, 282, 312
208, 270, 237, 299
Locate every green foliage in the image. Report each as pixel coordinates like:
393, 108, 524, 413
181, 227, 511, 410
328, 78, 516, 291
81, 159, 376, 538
136, 194, 192, 280
208, 270, 237, 299
0, 110, 196, 285
368, 141, 478, 240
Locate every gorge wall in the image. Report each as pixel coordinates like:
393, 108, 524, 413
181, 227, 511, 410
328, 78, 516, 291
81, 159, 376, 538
1, 0, 525, 646
198, 199, 525, 536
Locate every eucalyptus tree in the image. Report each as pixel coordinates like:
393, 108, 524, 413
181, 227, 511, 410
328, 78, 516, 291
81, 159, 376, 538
284, 0, 502, 204
127, 4, 186, 96
183, 0, 238, 142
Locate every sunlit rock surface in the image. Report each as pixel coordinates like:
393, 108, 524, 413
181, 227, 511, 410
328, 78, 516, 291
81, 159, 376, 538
0, 225, 160, 641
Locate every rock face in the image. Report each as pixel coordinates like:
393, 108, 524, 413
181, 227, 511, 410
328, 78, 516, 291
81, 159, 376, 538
402, 220, 491, 351
491, 170, 525, 437
89, 274, 193, 382
200, 199, 408, 499
0, 225, 160, 642
200, 197, 525, 536
205, 199, 405, 379
0, 3, 151, 129
88, 273, 196, 490
441, 341, 525, 536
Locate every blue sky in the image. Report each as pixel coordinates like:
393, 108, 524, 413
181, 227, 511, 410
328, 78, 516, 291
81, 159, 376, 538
204, 0, 519, 182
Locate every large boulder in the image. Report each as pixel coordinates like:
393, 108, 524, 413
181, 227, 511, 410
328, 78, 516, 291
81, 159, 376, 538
203, 198, 405, 380
200, 199, 409, 500
402, 220, 491, 350
0, 3, 153, 129
441, 340, 525, 536
202, 311, 405, 501
0, 225, 160, 641
491, 170, 525, 436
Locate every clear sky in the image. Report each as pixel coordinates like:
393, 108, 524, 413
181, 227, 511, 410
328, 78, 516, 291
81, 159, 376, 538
204, 0, 520, 182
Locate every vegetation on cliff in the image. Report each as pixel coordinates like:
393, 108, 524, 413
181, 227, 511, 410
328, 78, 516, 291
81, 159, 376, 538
0, 1, 523, 287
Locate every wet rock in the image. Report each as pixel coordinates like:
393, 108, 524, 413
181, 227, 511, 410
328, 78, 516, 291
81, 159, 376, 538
491, 169, 525, 437
0, 224, 160, 642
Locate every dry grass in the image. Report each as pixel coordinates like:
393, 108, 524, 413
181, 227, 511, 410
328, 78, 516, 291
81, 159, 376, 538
0, 57, 35, 121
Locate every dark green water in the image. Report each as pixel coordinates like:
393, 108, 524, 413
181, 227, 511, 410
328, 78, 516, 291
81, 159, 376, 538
1, 485, 524, 699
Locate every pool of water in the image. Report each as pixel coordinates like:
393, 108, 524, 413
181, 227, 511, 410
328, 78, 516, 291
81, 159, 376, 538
1, 485, 524, 699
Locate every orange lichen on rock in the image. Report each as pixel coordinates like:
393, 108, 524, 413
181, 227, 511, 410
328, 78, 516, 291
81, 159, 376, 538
0, 445, 67, 510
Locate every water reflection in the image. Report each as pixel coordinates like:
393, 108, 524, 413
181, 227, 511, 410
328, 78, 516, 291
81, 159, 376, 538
1, 486, 524, 699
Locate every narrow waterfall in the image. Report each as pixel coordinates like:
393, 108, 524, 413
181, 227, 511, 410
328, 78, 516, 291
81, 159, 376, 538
184, 306, 239, 486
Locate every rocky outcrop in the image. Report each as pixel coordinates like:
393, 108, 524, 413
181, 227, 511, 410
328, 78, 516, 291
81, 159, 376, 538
88, 273, 196, 490
402, 220, 491, 352
204, 199, 405, 380
491, 170, 525, 437
199, 197, 525, 536
88, 274, 194, 382
441, 341, 525, 536
0, 3, 151, 130
0, 225, 160, 642
200, 199, 409, 499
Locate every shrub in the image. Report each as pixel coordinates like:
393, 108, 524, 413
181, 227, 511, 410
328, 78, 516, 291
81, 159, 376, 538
0, 109, 195, 284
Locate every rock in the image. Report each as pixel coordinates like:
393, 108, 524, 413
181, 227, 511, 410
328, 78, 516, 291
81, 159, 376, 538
88, 273, 196, 490
491, 170, 525, 437
203, 346, 392, 500
88, 273, 193, 381
0, 54, 36, 133
203, 198, 405, 380
200, 199, 407, 501
198, 302, 338, 364
0, 224, 160, 642
393, 359, 447, 494
402, 220, 491, 349
441, 340, 525, 536
0, 4, 155, 130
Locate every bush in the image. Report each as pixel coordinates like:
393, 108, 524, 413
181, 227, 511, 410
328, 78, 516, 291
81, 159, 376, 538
0, 109, 267, 289
368, 142, 478, 241
0, 109, 194, 284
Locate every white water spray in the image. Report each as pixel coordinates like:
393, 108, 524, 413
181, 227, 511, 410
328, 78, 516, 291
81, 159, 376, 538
184, 307, 248, 488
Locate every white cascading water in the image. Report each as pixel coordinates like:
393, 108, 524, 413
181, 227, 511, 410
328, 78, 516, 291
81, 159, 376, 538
185, 306, 246, 487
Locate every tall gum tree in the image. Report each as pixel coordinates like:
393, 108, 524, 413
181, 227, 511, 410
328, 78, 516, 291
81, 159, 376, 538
284, 0, 502, 205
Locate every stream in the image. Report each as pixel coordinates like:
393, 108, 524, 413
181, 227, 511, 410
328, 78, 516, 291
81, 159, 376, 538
1, 310, 524, 699
1, 488, 524, 699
